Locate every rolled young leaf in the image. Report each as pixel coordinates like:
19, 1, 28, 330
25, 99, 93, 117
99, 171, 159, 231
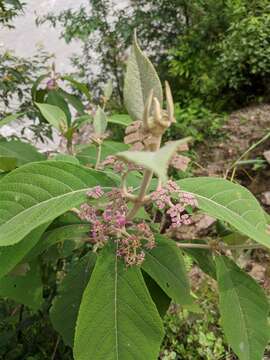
124, 32, 163, 121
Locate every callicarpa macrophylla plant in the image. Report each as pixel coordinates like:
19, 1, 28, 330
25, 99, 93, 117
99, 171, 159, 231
0, 33, 269, 360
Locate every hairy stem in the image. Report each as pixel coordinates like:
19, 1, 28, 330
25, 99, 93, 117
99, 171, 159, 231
95, 144, 102, 170
176, 242, 265, 250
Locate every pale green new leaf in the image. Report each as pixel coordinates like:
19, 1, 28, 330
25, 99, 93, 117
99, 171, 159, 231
178, 177, 270, 248
35, 102, 68, 132
93, 106, 107, 135
0, 161, 114, 246
0, 261, 43, 310
74, 243, 164, 360
124, 32, 163, 121
117, 139, 190, 183
103, 79, 113, 100
50, 253, 96, 346
216, 256, 269, 360
0, 139, 45, 166
142, 235, 192, 305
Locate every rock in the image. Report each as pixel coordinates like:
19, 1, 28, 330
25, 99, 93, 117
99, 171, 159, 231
263, 150, 270, 164
261, 191, 270, 205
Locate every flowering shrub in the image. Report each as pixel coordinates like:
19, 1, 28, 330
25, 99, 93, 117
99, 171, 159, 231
0, 33, 269, 360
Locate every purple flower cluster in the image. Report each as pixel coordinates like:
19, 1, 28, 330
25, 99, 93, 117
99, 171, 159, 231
151, 180, 198, 229
78, 186, 156, 266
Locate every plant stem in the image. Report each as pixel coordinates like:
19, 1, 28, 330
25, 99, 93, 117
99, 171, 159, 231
95, 143, 102, 170
176, 242, 265, 250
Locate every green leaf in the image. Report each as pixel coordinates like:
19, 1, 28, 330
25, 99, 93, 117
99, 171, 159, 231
0, 261, 43, 310
73, 114, 92, 129
0, 161, 114, 247
93, 106, 107, 135
74, 243, 164, 360
53, 154, 80, 164
28, 224, 90, 259
108, 114, 132, 127
178, 177, 270, 248
0, 156, 17, 171
0, 225, 48, 280
35, 102, 68, 132
142, 235, 192, 305
124, 32, 163, 121
216, 256, 269, 360
31, 73, 49, 101
50, 253, 96, 346
0, 139, 45, 166
58, 88, 85, 116
0, 112, 24, 128
103, 79, 113, 100
77, 141, 128, 166
62, 75, 91, 101
117, 139, 190, 183
142, 271, 171, 317
46, 90, 72, 125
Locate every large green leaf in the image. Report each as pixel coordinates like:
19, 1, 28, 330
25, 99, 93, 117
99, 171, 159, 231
0, 156, 17, 172
0, 139, 45, 166
50, 253, 96, 347
35, 102, 68, 132
28, 224, 90, 259
216, 256, 269, 360
0, 261, 43, 310
74, 243, 164, 360
0, 225, 48, 279
142, 235, 192, 305
178, 177, 270, 248
77, 141, 128, 166
0, 161, 114, 247
124, 33, 163, 121
117, 139, 190, 183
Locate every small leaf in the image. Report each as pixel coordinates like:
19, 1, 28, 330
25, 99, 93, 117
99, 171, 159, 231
0, 112, 24, 128
0, 156, 17, 172
62, 75, 91, 101
108, 114, 132, 127
46, 90, 72, 125
35, 102, 68, 132
77, 141, 128, 166
142, 235, 192, 306
58, 88, 85, 115
74, 243, 164, 360
103, 79, 113, 100
117, 139, 190, 183
93, 106, 108, 135
216, 256, 269, 360
178, 177, 270, 248
124, 32, 163, 121
0, 261, 43, 310
50, 253, 96, 346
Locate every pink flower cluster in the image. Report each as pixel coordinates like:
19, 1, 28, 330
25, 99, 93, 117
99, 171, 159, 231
78, 186, 156, 266
151, 180, 198, 229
